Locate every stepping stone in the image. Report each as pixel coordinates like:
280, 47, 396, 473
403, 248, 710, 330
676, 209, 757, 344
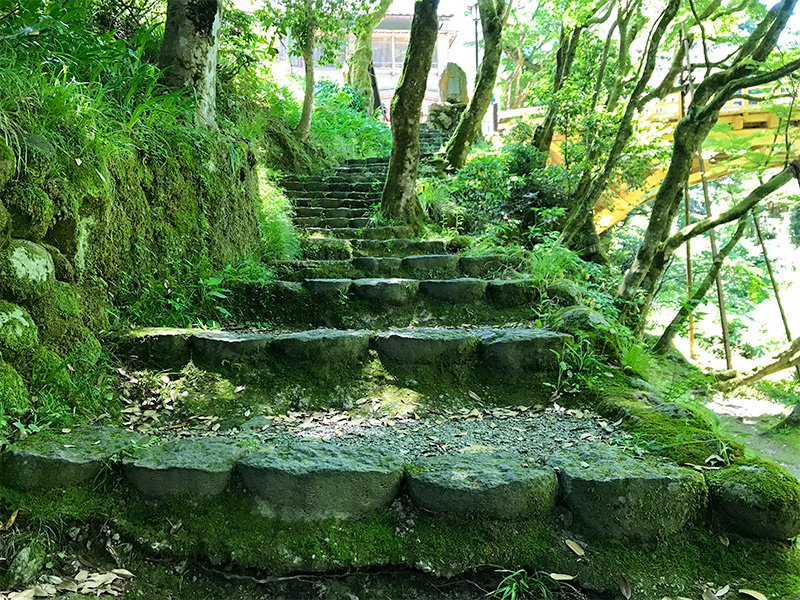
459, 255, 512, 277
302, 278, 352, 295
327, 207, 369, 218
117, 328, 192, 369
295, 206, 323, 217
373, 328, 480, 366
123, 437, 249, 501
300, 238, 352, 260
419, 278, 488, 303
322, 217, 353, 228
352, 239, 447, 258
294, 216, 322, 227
707, 462, 800, 539
272, 260, 355, 281
547, 445, 707, 541
351, 257, 402, 276
407, 453, 558, 519
478, 329, 571, 372
486, 280, 538, 307
237, 440, 403, 520
191, 331, 272, 365
402, 254, 460, 276
349, 217, 371, 228
1, 427, 143, 490
351, 278, 419, 304
272, 329, 371, 365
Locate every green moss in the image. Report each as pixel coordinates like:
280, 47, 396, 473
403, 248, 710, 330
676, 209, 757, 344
77, 281, 109, 333
708, 458, 800, 510
0, 199, 9, 248
0, 300, 39, 361
3, 183, 54, 240
27, 280, 82, 345
0, 137, 14, 188
56, 326, 102, 365
28, 345, 72, 394
0, 238, 56, 301
0, 359, 31, 416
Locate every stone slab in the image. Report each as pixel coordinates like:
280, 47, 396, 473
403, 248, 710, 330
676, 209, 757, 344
479, 329, 571, 372
237, 440, 403, 520
401, 254, 460, 275
118, 328, 192, 369
302, 278, 352, 295
191, 331, 273, 366
486, 280, 538, 307
351, 278, 419, 304
459, 255, 511, 278
547, 445, 707, 541
124, 436, 249, 501
373, 328, 480, 365
1, 427, 143, 490
419, 278, 488, 303
272, 329, 371, 365
351, 256, 402, 275
407, 453, 557, 519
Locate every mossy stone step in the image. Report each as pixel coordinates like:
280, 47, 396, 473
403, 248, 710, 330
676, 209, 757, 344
295, 206, 371, 219
294, 198, 372, 210
0, 426, 143, 490
547, 446, 708, 542
373, 327, 481, 366
123, 437, 249, 501
299, 238, 451, 260
350, 277, 419, 304
486, 280, 539, 307
479, 329, 571, 372
237, 440, 404, 520
407, 453, 558, 519
302, 278, 352, 295
293, 216, 371, 229
283, 181, 376, 193
401, 254, 461, 277
285, 189, 380, 200
418, 278, 488, 303
341, 156, 391, 166
302, 225, 413, 241
116, 327, 193, 369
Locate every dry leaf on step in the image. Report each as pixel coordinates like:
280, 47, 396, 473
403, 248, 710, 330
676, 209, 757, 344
549, 573, 576, 581
702, 589, 717, 600
620, 576, 631, 599
564, 539, 584, 556
739, 590, 768, 600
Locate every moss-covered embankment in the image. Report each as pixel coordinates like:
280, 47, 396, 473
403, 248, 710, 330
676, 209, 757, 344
0, 129, 261, 423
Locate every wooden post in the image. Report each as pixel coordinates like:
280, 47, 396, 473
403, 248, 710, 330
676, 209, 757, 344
682, 27, 733, 369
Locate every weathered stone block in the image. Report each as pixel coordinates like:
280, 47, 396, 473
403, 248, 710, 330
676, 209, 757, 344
272, 329, 371, 365
407, 453, 557, 519
302, 278, 352, 295
0, 300, 38, 361
707, 462, 800, 539
401, 254, 460, 276
373, 328, 480, 366
351, 256, 402, 276
419, 278, 488, 303
459, 255, 510, 278
1, 427, 143, 490
0, 239, 55, 301
124, 437, 249, 501
237, 440, 403, 520
547, 445, 707, 541
351, 278, 419, 304
479, 329, 571, 372
118, 327, 193, 369
486, 280, 538, 307
191, 331, 273, 366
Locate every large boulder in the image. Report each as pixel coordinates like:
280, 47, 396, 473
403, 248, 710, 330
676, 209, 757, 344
707, 461, 800, 540
2, 183, 54, 240
0, 300, 38, 361
552, 307, 622, 360
27, 280, 82, 345
0, 239, 55, 301
547, 445, 707, 541
407, 453, 558, 519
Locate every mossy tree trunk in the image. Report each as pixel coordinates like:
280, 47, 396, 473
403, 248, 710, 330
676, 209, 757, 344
346, 0, 392, 110
159, 0, 224, 127
615, 0, 800, 332
380, 0, 439, 225
443, 0, 512, 170
295, 0, 316, 141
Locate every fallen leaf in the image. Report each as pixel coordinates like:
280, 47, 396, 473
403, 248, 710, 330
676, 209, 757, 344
739, 590, 767, 600
468, 390, 481, 402
702, 589, 717, 600
2, 508, 19, 531
111, 568, 135, 579
57, 580, 79, 592
170, 521, 183, 535
620, 575, 631, 599
565, 539, 584, 556
550, 573, 576, 581
718, 534, 730, 547
715, 585, 730, 596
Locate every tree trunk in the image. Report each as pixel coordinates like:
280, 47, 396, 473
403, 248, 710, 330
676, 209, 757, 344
346, 0, 392, 110
717, 336, 800, 393
295, 3, 316, 141
380, 0, 439, 225
653, 215, 748, 354
444, 0, 511, 169
159, 0, 223, 127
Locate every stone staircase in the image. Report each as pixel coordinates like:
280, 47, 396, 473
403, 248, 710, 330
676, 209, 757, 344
2, 155, 800, 598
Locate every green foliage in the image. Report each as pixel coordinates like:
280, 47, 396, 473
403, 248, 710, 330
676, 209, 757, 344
255, 170, 301, 261
490, 569, 554, 600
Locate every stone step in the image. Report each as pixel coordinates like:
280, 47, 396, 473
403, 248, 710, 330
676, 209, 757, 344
299, 238, 453, 259
293, 216, 371, 229
282, 181, 377, 193
293, 197, 373, 210
2, 425, 719, 541
301, 226, 414, 241
285, 189, 380, 200
118, 326, 571, 378
270, 254, 516, 281
295, 206, 370, 219
342, 156, 391, 166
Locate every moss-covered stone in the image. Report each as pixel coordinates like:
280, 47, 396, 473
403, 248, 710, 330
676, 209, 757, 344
0, 136, 14, 189
2, 183, 54, 240
20, 133, 56, 182
552, 307, 622, 361
28, 346, 72, 394
77, 280, 109, 333
0, 360, 31, 416
707, 459, 800, 539
40, 242, 75, 283
27, 280, 82, 345
56, 326, 102, 365
0, 239, 55, 301
4, 541, 45, 588
0, 300, 38, 361
0, 199, 10, 248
